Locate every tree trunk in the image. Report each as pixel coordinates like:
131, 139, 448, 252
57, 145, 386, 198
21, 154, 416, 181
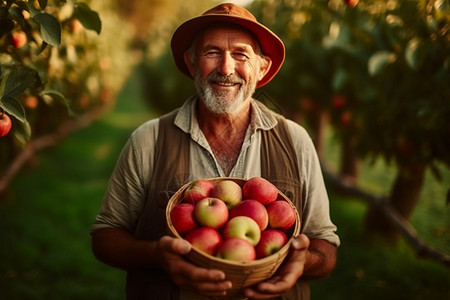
311, 110, 328, 160
365, 163, 426, 241
339, 135, 360, 183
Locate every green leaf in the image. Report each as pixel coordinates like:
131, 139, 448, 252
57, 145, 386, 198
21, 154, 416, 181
13, 118, 32, 145
332, 69, 348, 91
74, 2, 102, 34
0, 19, 14, 41
0, 68, 38, 99
8, 6, 27, 29
33, 13, 61, 46
1, 96, 26, 122
368, 51, 397, 76
405, 38, 424, 70
24, 1, 40, 17
40, 90, 76, 116
429, 163, 442, 182
37, 0, 47, 9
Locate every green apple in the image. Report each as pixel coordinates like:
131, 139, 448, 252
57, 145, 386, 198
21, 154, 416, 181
223, 216, 261, 246
194, 197, 229, 229
211, 180, 243, 209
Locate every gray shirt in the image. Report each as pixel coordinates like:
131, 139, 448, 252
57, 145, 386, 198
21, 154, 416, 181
92, 98, 340, 247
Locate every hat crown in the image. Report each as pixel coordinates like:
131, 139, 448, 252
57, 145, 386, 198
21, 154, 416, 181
202, 3, 257, 22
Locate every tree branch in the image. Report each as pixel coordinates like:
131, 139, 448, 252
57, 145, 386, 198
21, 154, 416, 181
0, 106, 108, 196
321, 163, 450, 268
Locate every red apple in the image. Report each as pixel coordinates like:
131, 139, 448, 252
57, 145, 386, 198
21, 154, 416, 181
211, 180, 242, 209
340, 111, 352, 126
184, 179, 214, 203
242, 177, 278, 205
185, 227, 222, 256
223, 216, 261, 246
194, 197, 229, 229
71, 19, 83, 34
170, 203, 197, 235
0, 112, 12, 137
267, 201, 296, 231
255, 229, 288, 259
331, 95, 346, 109
344, 0, 359, 7
216, 238, 256, 261
229, 199, 268, 231
11, 31, 27, 48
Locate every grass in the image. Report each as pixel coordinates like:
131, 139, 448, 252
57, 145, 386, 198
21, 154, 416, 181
1, 66, 449, 299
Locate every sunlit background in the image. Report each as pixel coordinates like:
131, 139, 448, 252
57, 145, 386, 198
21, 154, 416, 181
0, 0, 448, 299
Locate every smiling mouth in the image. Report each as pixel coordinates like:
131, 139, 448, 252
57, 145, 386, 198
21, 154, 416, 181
214, 81, 240, 87
207, 73, 244, 88
212, 81, 241, 87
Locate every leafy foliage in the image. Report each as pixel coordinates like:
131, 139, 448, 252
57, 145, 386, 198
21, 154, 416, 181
0, 1, 136, 177
0, 0, 101, 144
250, 0, 450, 172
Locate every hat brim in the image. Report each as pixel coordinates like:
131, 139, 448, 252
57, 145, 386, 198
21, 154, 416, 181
171, 14, 285, 88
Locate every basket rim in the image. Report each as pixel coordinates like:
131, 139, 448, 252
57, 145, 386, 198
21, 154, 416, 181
166, 177, 301, 266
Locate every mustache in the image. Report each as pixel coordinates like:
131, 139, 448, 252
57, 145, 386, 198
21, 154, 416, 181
206, 72, 244, 85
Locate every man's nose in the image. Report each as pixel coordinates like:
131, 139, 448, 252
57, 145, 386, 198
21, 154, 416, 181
218, 52, 235, 76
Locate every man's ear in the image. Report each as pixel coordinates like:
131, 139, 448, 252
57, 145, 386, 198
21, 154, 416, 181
184, 51, 196, 77
258, 56, 272, 81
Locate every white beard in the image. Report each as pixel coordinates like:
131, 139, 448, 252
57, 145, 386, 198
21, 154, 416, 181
194, 72, 257, 115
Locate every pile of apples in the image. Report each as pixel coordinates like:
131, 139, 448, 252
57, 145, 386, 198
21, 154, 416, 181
170, 177, 297, 261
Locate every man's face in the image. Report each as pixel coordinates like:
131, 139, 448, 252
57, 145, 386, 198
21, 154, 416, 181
190, 26, 269, 115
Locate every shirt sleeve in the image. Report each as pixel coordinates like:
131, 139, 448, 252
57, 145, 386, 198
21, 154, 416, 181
90, 119, 159, 234
286, 120, 340, 247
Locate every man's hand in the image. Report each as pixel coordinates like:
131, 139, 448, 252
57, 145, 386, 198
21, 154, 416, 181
158, 236, 233, 297
243, 234, 310, 299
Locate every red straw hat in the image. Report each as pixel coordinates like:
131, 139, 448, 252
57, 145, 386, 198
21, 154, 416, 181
170, 3, 285, 88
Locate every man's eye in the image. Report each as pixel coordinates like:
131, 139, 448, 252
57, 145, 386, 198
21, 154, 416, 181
233, 53, 249, 61
205, 51, 220, 58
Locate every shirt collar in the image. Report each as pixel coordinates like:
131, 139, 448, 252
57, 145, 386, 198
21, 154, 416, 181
173, 96, 278, 136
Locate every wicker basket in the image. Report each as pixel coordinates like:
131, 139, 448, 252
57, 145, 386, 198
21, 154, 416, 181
166, 177, 301, 299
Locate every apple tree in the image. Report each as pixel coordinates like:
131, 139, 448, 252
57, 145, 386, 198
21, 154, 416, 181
352, 0, 450, 236
250, 0, 450, 239
0, 1, 136, 192
0, 0, 101, 142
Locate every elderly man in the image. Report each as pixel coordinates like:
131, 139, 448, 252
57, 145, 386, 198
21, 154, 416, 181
91, 3, 339, 300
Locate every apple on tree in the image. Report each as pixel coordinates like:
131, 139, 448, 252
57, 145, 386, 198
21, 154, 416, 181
194, 197, 229, 229
267, 200, 296, 231
242, 177, 278, 205
11, 31, 27, 48
223, 216, 261, 246
255, 229, 288, 259
344, 0, 359, 7
0, 112, 12, 137
211, 179, 242, 209
216, 238, 256, 261
229, 199, 268, 231
185, 227, 222, 256
170, 203, 197, 234
184, 179, 215, 203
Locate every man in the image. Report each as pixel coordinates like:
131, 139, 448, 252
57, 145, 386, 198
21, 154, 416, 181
91, 3, 340, 300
